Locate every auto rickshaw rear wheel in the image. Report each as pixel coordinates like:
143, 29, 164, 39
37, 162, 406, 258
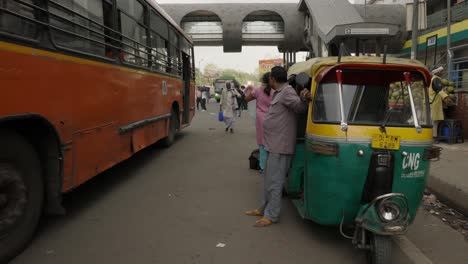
367, 234, 392, 264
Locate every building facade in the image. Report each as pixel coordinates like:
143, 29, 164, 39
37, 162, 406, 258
401, 0, 468, 89
352, 0, 411, 4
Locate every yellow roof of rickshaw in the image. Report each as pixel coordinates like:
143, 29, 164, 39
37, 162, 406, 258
288, 56, 428, 77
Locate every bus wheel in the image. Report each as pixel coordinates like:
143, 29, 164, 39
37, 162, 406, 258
161, 109, 178, 147
0, 131, 43, 263
367, 234, 392, 264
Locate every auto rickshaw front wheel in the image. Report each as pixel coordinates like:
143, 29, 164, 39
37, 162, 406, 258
367, 234, 392, 264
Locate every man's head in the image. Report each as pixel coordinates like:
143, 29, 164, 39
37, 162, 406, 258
226, 82, 232, 90
432, 66, 444, 77
269, 66, 288, 90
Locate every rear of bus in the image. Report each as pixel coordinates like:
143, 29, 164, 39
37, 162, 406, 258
0, 0, 194, 262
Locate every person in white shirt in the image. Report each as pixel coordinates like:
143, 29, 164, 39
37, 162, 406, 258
220, 82, 241, 133
201, 88, 208, 111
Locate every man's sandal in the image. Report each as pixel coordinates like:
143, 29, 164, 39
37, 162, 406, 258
254, 217, 273, 227
245, 209, 263, 216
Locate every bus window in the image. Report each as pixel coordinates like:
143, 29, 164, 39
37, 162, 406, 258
49, 0, 106, 56
117, 0, 149, 67
150, 10, 168, 72
168, 28, 180, 75
150, 33, 168, 72
103, 0, 114, 59
0, 0, 40, 40
180, 38, 193, 78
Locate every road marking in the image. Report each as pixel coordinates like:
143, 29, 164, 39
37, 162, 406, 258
393, 235, 433, 264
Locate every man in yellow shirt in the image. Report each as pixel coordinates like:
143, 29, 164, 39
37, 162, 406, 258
429, 67, 451, 137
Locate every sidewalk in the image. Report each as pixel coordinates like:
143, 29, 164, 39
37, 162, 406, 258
428, 142, 468, 216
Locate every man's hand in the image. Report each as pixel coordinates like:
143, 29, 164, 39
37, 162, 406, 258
443, 96, 454, 105
300, 89, 311, 102
244, 85, 253, 96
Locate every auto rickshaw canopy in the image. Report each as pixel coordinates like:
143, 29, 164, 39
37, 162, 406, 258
288, 56, 430, 81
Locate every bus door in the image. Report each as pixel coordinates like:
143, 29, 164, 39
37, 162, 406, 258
182, 53, 191, 124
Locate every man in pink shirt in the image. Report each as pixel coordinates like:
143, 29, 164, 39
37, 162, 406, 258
244, 72, 273, 171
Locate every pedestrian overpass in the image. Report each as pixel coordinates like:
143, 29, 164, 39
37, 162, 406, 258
160, 0, 408, 63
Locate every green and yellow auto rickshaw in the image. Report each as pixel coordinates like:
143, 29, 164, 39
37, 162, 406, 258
285, 56, 442, 264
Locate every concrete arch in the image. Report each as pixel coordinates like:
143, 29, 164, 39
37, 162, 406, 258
161, 1, 405, 54
242, 10, 285, 22
241, 10, 286, 46
242, 10, 285, 30
181, 10, 223, 24
180, 10, 224, 45
160, 3, 305, 52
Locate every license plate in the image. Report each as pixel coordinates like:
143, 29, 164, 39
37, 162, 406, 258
371, 134, 401, 150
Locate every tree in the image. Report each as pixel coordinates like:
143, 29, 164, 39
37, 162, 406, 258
196, 63, 258, 87
195, 68, 206, 86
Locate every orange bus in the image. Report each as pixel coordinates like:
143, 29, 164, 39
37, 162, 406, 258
0, 0, 195, 261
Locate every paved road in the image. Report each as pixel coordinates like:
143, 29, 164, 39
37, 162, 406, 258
11, 102, 468, 264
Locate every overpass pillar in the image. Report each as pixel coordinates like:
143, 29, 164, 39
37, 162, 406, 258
222, 17, 242, 52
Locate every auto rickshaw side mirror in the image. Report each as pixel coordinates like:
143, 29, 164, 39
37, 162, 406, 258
296, 72, 311, 89
431, 78, 443, 94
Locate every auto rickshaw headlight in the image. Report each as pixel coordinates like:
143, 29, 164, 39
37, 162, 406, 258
378, 200, 401, 222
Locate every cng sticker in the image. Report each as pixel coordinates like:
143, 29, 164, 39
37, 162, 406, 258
402, 152, 425, 178
402, 153, 420, 170
162, 81, 168, 95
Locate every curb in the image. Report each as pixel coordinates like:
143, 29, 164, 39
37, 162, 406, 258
427, 174, 468, 217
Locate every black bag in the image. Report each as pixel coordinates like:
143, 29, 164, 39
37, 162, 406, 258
249, 149, 260, 170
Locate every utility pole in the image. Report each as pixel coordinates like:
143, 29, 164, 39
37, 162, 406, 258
364, 0, 367, 19
411, 0, 419, 60
447, 0, 452, 80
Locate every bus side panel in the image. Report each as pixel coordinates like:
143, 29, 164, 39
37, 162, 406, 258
0, 42, 185, 192
72, 123, 121, 186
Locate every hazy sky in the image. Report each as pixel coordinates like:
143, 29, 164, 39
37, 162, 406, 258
194, 46, 287, 73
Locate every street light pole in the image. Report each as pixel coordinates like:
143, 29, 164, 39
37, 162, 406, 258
364, 0, 367, 20
447, 0, 452, 80
411, 0, 419, 60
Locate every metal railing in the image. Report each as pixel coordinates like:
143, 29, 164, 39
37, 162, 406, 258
182, 22, 223, 34
451, 56, 468, 89
242, 21, 284, 34
423, 2, 468, 34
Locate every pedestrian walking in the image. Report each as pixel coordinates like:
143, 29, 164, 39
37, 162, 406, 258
244, 72, 273, 172
245, 66, 310, 227
201, 87, 208, 111
196, 87, 202, 111
220, 82, 240, 133
235, 86, 245, 117
204, 86, 210, 104
241, 86, 248, 110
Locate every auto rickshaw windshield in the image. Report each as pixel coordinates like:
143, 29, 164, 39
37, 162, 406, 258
313, 69, 431, 127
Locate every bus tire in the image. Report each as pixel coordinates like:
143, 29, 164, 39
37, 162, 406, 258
0, 131, 43, 263
161, 109, 178, 147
